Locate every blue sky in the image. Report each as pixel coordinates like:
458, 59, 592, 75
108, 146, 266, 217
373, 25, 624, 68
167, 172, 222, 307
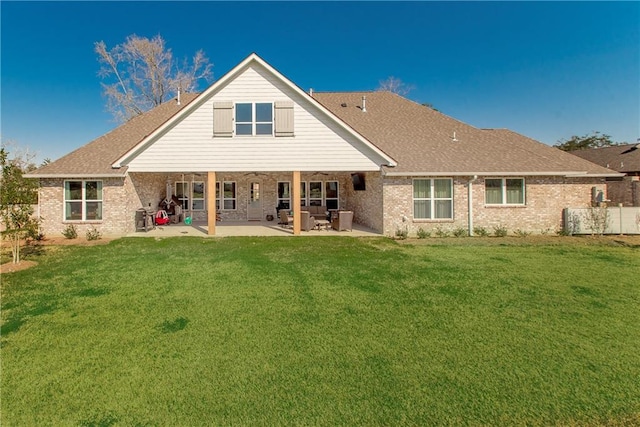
2, 1, 638, 163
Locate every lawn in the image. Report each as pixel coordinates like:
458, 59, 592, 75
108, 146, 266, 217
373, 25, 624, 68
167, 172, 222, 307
2, 236, 639, 426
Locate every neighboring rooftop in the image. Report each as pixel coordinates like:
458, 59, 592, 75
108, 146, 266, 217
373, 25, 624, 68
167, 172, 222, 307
569, 144, 640, 175
313, 91, 617, 176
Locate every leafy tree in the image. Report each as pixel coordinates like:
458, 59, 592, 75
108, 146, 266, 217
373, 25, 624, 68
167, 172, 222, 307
377, 76, 415, 96
554, 131, 619, 151
1, 147, 40, 264
95, 34, 213, 122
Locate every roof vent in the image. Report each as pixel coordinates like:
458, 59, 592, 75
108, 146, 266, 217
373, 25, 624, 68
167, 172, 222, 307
451, 131, 459, 142
341, 103, 347, 107
362, 96, 367, 113
309, 88, 313, 96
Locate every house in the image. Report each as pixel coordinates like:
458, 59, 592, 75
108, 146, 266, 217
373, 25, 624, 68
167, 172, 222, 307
569, 144, 640, 207
25, 53, 621, 237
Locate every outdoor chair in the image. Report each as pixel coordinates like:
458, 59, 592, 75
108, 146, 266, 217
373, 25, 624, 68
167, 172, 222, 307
332, 210, 353, 231
301, 211, 318, 231
279, 209, 293, 227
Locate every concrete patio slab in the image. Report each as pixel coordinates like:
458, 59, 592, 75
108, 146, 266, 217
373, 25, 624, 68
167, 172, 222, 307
127, 221, 381, 238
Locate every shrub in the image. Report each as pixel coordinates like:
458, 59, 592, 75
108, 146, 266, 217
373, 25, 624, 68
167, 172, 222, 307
86, 226, 102, 241
416, 227, 431, 239
452, 227, 467, 237
473, 226, 489, 237
395, 227, 408, 240
514, 229, 531, 238
27, 227, 45, 242
493, 224, 508, 237
434, 226, 450, 238
62, 224, 78, 239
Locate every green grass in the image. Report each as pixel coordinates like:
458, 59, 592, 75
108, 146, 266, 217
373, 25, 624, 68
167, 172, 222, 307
2, 237, 639, 426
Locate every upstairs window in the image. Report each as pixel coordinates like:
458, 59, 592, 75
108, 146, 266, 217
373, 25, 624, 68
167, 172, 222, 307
235, 102, 273, 136
485, 178, 525, 205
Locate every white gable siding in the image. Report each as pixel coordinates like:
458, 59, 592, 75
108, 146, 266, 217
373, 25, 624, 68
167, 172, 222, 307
125, 64, 386, 172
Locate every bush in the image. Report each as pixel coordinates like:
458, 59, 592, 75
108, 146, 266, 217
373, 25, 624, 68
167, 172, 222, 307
434, 226, 450, 238
452, 227, 467, 238
473, 226, 489, 237
514, 229, 531, 238
27, 227, 45, 242
416, 227, 431, 239
493, 224, 508, 237
86, 226, 102, 241
62, 224, 78, 239
395, 227, 408, 240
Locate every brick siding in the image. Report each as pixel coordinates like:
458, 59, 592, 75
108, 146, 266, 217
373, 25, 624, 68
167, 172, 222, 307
381, 176, 602, 237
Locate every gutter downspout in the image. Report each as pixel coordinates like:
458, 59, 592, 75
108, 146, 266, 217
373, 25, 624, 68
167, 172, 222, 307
468, 176, 476, 236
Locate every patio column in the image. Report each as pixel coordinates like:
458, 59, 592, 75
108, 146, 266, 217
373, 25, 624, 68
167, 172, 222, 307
293, 170, 301, 235
207, 171, 216, 236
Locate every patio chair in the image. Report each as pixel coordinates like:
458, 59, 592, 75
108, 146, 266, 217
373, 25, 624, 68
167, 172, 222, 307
332, 210, 353, 231
301, 211, 318, 231
279, 209, 293, 228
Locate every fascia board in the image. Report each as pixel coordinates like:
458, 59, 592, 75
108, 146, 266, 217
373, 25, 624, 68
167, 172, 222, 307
382, 171, 622, 177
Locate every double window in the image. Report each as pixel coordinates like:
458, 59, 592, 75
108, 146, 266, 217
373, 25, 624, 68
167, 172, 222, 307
235, 103, 273, 136
413, 178, 453, 220
64, 180, 102, 221
485, 178, 525, 205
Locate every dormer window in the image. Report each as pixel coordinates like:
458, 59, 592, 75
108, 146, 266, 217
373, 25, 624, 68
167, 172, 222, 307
235, 102, 273, 136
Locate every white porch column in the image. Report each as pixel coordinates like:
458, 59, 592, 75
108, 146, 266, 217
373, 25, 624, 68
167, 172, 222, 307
293, 171, 301, 235
207, 171, 216, 236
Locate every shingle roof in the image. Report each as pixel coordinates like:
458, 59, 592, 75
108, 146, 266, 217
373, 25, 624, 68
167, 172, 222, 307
569, 144, 640, 174
313, 91, 617, 176
25, 93, 199, 178
27, 88, 618, 178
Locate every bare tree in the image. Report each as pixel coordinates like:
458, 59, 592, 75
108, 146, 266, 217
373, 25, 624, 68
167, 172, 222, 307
376, 76, 415, 96
95, 34, 213, 122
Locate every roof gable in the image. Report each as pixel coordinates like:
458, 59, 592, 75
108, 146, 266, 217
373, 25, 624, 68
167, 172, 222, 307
112, 53, 396, 171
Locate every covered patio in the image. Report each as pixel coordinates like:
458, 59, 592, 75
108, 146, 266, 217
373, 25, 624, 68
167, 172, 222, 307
127, 220, 381, 238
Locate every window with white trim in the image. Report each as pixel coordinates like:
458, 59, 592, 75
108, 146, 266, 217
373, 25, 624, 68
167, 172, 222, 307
215, 182, 220, 211
413, 178, 453, 220
325, 181, 339, 210
300, 182, 307, 207
308, 181, 323, 206
277, 181, 291, 210
222, 181, 236, 210
175, 182, 189, 210
235, 102, 273, 136
64, 180, 103, 221
485, 178, 525, 205
192, 181, 205, 210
